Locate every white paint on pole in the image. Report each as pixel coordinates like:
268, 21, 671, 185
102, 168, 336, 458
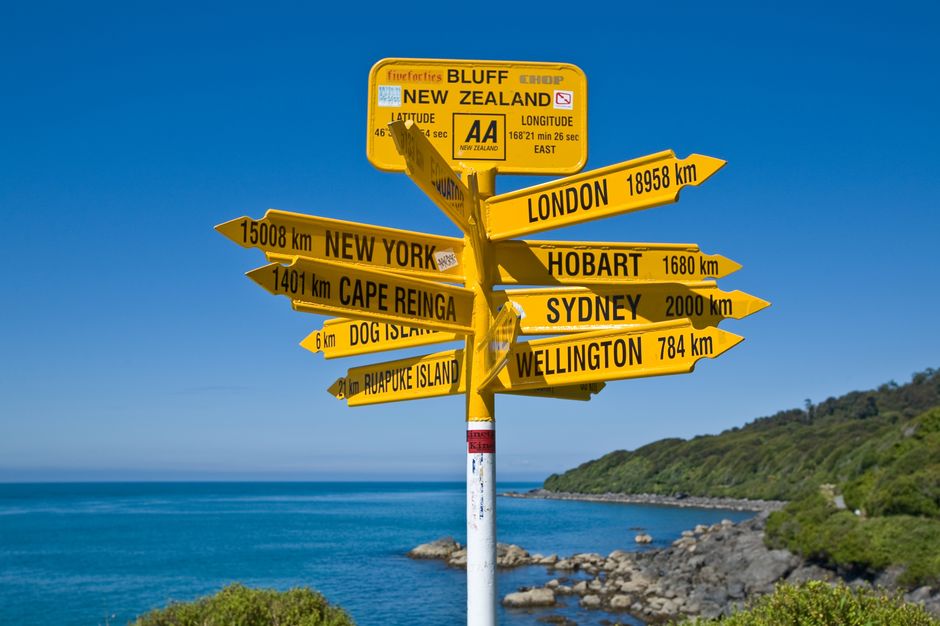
467, 420, 496, 626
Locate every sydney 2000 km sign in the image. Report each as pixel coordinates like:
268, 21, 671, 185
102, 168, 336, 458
219, 58, 768, 626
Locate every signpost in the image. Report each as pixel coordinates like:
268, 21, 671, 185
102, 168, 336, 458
216, 209, 466, 283
491, 239, 742, 285
326, 346, 606, 406
490, 282, 770, 333
301, 318, 460, 359
483, 150, 726, 241
218, 57, 769, 626
246, 256, 474, 334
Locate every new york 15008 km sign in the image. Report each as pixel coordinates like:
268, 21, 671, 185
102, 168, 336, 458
367, 58, 587, 175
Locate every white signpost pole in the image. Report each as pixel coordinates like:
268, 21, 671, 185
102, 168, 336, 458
465, 168, 497, 626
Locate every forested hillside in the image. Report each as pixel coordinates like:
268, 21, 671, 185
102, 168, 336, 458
544, 368, 940, 585
544, 369, 940, 501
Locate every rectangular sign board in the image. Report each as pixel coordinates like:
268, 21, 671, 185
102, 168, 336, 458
247, 257, 474, 334
368, 58, 588, 175
217, 210, 465, 283
476, 305, 520, 390
301, 318, 461, 359
484, 150, 725, 241
490, 240, 741, 286
490, 282, 770, 333
493, 320, 743, 392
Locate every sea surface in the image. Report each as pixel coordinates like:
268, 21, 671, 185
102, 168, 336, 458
0, 483, 753, 626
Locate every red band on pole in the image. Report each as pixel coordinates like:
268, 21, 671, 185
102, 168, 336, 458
467, 429, 495, 453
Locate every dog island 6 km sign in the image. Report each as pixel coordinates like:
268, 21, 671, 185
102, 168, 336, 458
367, 58, 587, 175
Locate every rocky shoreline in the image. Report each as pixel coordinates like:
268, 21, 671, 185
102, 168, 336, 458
503, 488, 786, 513
408, 513, 940, 623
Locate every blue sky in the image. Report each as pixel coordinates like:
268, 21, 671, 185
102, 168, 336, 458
2, 1, 938, 481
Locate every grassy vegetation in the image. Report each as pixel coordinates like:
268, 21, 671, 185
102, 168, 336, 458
131, 583, 356, 626
544, 368, 940, 585
673, 581, 940, 626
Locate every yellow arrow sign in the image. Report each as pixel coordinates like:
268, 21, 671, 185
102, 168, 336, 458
476, 305, 521, 390
367, 58, 588, 175
491, 240, 741, 285
388, 120, 474, 232
215, 210, 465, 283
247, 257, 474, 334
493, 320, 743, 392
484, 150, 726, 241
328, 348, 606, 407
300, 318, 461, 359
491, 282, 769, 334
507, 382, 605, 402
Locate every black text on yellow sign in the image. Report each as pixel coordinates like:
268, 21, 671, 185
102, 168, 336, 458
490, 240, 742, 286
388, 119, 473, 233
247, 257, 474, 334
490, 282, 770, 333
328, 348, 605, 407
492, 320, 743, 392
301, 318, 461, 359
484, 150, 726, 240
367, 58, 588, 175
216, 209, 465, 283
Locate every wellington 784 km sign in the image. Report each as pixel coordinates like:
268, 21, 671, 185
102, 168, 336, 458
218, 57, 769, 626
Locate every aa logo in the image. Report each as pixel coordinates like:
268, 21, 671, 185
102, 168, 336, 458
452, 114, 505, 161
465, 120, 498, 143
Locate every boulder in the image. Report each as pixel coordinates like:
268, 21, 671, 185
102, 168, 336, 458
634, 533, 653, 544
502, 587, 555, 608
580, 594, 601, 608
408, 537, 461, 559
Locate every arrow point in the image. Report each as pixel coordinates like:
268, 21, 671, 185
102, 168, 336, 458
716, 329, 746, 355
720, 255, 743, 277
299, 331, 322, 354
215, 217, 248, 246
245, 264, 275, 293
327, 378, 346, 400
689, 154, 727, 183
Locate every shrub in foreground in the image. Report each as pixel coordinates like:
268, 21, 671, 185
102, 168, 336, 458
674, 581, 939, 626
131, 583, 356, 626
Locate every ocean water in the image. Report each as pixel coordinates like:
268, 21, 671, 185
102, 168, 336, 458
0, 483, 753, 626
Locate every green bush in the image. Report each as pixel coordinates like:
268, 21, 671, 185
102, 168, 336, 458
766, 493, 940, 586
673, 581, 940, 625
131, 583, 356, 626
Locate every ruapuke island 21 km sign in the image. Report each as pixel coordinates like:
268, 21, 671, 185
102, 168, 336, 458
367, 58, 588, 175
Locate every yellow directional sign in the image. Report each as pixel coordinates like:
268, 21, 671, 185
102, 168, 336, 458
507, 382, 605, 402
491, 281, 769, 334
368, 58, 588, 175
493, 320, 743, 392
328, 348, 606, 406
484, 150, 726, 241
216, 209, 466, 283
491, 240, 741, 285
476, 305, 521, 390
247, 257, 474, 334
301, 318, 461, 359
388, 120, 473, 232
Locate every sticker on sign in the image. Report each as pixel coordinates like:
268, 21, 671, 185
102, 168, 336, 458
434, 249, 459, 272
554, 90, 574, 110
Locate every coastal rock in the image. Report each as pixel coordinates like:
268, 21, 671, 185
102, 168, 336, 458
407, 536, 461, 559
634, 533, 653, 544
502, 587, 555, 608
580, 594, 601, 608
